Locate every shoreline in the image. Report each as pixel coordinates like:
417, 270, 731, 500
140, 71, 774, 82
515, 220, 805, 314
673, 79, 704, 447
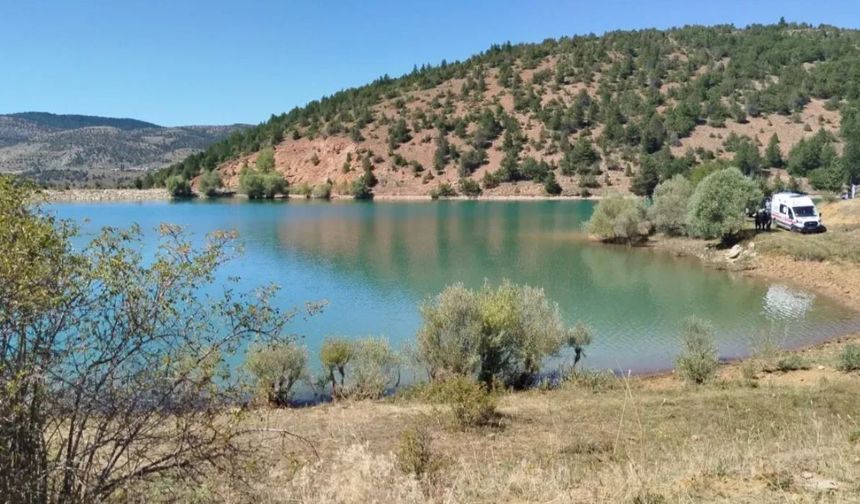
43, 187, 602, 203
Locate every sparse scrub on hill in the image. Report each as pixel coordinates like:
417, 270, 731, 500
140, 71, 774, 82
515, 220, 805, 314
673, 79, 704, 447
149, 23, 860, 199
675, 317, 719, 385
585, 194, 651, 244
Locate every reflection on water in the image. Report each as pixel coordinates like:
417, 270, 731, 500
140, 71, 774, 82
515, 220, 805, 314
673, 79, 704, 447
764, 284, 815, 319
52, 199, 860, 374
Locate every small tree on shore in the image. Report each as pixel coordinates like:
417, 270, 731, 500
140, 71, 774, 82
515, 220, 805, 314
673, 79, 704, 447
320, 338, 354, 399
246, 341, 308, 406
686, 167, 761, 242
649, 175, 693, 236
585, 194, 651, 244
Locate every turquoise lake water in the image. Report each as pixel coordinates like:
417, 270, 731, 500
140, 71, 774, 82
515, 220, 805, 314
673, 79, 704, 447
51, 199, 860, 375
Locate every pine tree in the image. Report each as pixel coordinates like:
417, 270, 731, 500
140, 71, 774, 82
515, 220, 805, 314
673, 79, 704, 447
764, 134, 783, 168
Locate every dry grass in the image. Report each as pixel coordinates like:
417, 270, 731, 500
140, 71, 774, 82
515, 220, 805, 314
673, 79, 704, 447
127, 342, 860, 503
756, 230, 860, 263
756, 198, 860, 264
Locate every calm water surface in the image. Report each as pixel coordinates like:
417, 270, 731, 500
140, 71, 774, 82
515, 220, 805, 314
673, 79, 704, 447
52, 199, 860, 374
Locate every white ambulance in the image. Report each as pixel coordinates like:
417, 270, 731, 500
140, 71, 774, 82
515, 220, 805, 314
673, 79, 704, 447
770, 192, 823, 233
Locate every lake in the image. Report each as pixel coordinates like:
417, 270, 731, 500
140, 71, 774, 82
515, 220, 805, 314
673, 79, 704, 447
52, 199, 860, 375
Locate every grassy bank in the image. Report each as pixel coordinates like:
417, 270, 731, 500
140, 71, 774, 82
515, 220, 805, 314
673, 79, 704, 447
132, 336, 860, 503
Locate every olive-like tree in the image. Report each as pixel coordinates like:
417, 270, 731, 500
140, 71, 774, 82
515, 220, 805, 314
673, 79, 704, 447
686, 167, 761, 242
0, 177, 312, 503
418, 281, 592, 388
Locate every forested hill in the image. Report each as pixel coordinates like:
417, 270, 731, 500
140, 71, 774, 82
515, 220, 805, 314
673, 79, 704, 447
157, 22, 860, 198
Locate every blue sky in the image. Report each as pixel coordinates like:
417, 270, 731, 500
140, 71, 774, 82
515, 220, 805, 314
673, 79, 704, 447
1, 1, 858, 126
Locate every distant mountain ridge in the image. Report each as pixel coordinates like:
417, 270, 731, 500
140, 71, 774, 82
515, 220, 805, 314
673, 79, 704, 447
0, 112, 249, 187
6, 112, 160, 132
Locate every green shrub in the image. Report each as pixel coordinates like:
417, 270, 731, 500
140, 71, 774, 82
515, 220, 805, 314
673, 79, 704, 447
245, 341, 307, 406
649, 175, 693, 236
395, 426, 440, 478
256, 147, 275, 172
239, 165, 287, 199
686, 167, 761, 241
344, 337, 400, 399
291, 181, 312, 197
675, 317, 719, 385
311, 182, 332, 199
320, 338, 354, 399
418, 281, 590, 388
165, 175, 192, 198
197, 170, 223, 197
458, 177, 482, 197
585, 194, 651, 244
435, 376, 499, 429
838, 345, 860, 372
544, 172, 562, 195
429, 182, 457, 199
774, 355, 810, 372
351, 175, 374, 200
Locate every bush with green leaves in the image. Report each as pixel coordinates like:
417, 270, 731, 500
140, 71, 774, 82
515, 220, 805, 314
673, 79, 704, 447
319, 337, 354, 399
686, 167, 761, 242
256, 147, 275, 172
675, 317, 719, 384
458, 177, 482, 197
429, 182, 457, 199
197, 170, 223, 197
165, 174, 193, 198
311, 181, 333, 199
585, 194, 651, 244
395, 426, 440, 478
543, 171, 562, 195
344, 337, 400, 399
245, 341, 307, 406
433, 376, 499, 429
239, 164, 287, 199
417, 281, 590, 388
351, 174, 374, 199
649, 175, 693, 236
838, 344, 860, 372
